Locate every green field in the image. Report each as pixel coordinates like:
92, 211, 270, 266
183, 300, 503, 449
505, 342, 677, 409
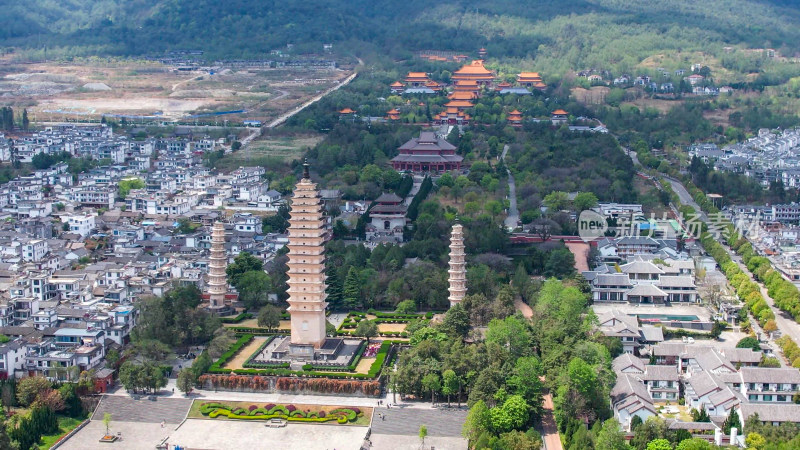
215, 135, 322, 172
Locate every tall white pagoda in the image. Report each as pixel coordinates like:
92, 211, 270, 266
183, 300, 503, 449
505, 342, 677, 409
206, 221, 231, 313
447, 222, 467, 307
286, 162, 329, 351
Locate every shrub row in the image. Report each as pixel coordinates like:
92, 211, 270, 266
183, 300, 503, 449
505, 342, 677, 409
228, 326, 290, 335
209, 334, 254, 371
775, 336, 800, 368
220, 312, 253, 324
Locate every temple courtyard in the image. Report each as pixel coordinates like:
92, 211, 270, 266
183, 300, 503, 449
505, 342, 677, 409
58, 390, 468, 449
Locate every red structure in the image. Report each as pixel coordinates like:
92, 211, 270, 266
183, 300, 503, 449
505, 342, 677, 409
391, 132, 463, 173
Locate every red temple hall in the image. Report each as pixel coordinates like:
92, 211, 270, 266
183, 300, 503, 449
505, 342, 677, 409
391, 132, 463, 173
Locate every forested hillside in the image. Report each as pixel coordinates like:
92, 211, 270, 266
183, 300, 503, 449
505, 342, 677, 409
5, 0, 800, 71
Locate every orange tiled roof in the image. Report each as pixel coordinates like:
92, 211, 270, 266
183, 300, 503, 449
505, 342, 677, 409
339, 108, 356, 114
518, 72, 542, 79
406, 72, 428, 78
533, 81, 547, 88
509, 109, 522, 115
445, 100, 474, 108
448, 91, 476, 100
552, 109, 568, 115
455, 80, 479, 86
390, 81, 404, 87
387, 109, 400, 114
452, 60, 495, 79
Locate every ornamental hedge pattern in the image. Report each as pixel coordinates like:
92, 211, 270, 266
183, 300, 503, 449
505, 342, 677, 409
199, 402, 363, 424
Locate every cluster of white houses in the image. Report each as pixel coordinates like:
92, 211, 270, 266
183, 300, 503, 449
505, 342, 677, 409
612, 343, 800, 434
584, 257, 698, 304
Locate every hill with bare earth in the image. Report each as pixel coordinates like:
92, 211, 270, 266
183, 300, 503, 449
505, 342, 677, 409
4, 0, 800, 73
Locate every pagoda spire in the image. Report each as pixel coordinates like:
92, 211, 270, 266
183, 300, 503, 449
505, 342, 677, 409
447, 222, 467, 307
207, 221, 229, 310
286, 162, 328, 348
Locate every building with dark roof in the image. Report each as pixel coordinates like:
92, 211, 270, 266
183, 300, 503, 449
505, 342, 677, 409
390, 132, 463, 173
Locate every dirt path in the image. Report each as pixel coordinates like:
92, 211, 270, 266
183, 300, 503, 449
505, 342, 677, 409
565, 242, 590, 272
515, 299, 533, 319
540, 390, 563, 450
223, 336, 268, 370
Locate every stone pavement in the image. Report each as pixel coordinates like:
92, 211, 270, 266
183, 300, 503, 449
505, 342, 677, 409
92, 395, 192, 424
370, 405, 467, 437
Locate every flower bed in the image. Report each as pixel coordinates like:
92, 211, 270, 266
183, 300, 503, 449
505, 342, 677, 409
363, 343, 381, 358
197, 375, 382, 396
227, 326, 291, 335
195, 401, 369, 425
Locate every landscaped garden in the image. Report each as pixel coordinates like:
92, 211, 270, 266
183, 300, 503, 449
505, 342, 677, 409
336, 310, 434, 338
189, 401, 372, 426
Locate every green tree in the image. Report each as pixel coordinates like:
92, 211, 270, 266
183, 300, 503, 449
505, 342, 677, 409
16, 376, 51, 407
395, 299, 417, 314
343, 266, 361, 310
118, 178, 145, 198
441, 303, 471, 337
490, 395, 529, 433
676, 438, 713, 450
596, 419, 631, 450
419, 424, 428, 447
463, 400, 491, 442
103, 412, 112, 436
442, 369, 459, 406
21, 108, 29, 131
354, 319, 378, 343
236, 270, 273, 310
325, 268, 344, 310
745, 432, 766, 450
574, 192, 599, 211
176, 369, 195, 395
646, 439, 672, 450
543, 191, 570, 211
231, 141, 242, 151
257, 304, 282, 331
0, 401, 16, 450
736, 336, 761, 352
723, 409, 741, 434
422, 373, 441, 403
226, 252, 264, 287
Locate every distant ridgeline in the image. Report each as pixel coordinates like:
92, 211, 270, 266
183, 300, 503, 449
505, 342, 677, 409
4, 0, 800, 68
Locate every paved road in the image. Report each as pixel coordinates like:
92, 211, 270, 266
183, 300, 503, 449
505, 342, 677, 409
728, 250, 800, 347
501, 145, 519, 230
540, 391, 563, 450
664, 176, 799, 349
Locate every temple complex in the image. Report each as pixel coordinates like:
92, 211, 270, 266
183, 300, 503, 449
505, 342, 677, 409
452, 60, 495, 85
390, 132, 463, 173
286, 162, 329, 350
447, 223, 467, 307
205, 221, 235, 315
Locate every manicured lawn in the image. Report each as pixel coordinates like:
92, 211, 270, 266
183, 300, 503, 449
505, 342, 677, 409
39, 415, 86, 448
189, 400, 372, 426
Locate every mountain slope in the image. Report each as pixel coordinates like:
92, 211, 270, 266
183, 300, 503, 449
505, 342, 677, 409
3, 0, 800, 67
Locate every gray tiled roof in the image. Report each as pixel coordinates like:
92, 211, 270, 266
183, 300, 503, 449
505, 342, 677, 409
740, 367, 800, 384
740, 402, 800, 424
